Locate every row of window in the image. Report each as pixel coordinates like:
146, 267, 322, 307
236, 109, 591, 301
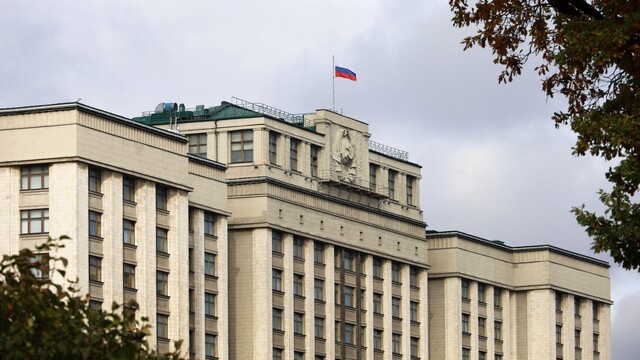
461, 313, 502, 340
556, 292, 600, 321
461, 279, 503, 307
369, 164, 416, 205
462, 348, 502, 360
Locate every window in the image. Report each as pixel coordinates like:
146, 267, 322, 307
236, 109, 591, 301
373, 257, 383, 278
392, 333, 401, 354
574, 297, 581, 316
272, 231, 283, 253
269, 131, 278, 165
273, 308, 283, 331
310, 145, 319, 177
410, 337, 419, 357
188, 133, 207, 157
406, 175, 414, 205
294, 274, 304, 296
205, 252, 216, 276
494, 287, 502, 307
315, 317, 324, 338
462, 348, 470, 360
272, 269, 283, 291
156, 228, 168, 253
21, 165, 49, 190
392, 262, 401, 283
555, 292, 563, 312
205, 293, 216, 317
344, 323, 355, 344
575, 329, 581, 348
495, 355, 503, 360
361, 289, 366, 310
314, 242, 324, 264
479, 351, 486, 360
344, 286, 354, 307
556, 325, 563, 344
478, 283, 486, 303
294, 352, 304, 360
392, 297, 401, 318
388, 170, 396, 199
230, 129, 253, 163
293, 237, 304, 259
30, 253, 49, 279
410, 266, 418, 287
123, 176, 135, 201
294, 312, 304, 335
314, 279, 324, 300
89, 300, 102, 311
290, 138, 299, 170
593, 302, 599, 321
273, 348, 283, 360
21, 209, 49, 234
205, 333, 216, 358
462, 314, 470, 334
495, 321, 502, 341
123, 219, 135, 245
157, 271, 169, 296
343, 249, 354, 271
594, 333, 599, 352
88, 167, 101, 193
157, 314, 169, 339
410, 301, 419, 322
89, 256, 102, 282
156, 185, 168, 210
373, 293, 383, 313
123, 263, 136, 289
369, 163, 378, 191
461, 279, 470, 300
88, 211, 101, 237
374, 329, 383, 350
204, 212, 216, 236
478, 317, 486, 337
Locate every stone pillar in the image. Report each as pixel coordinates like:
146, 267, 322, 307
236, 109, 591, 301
401, 263, 412, 357
325, 245, 336, 360
282, 233, 294, 360
253, 228, 272, 360
444, 277, 462, 360
304, 239, 315, 356
191, 209, 205, 359
527, 289, 555, 359
363, 255, 375, 360
419, 268, 429, 360
101, 171, 124, 309
0, 167, 20, 255
217, 215, 229, 360
136, 180, 157, 341
382, 259, 393, 358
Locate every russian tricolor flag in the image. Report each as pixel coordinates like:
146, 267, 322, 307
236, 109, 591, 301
335, 65, 357, 81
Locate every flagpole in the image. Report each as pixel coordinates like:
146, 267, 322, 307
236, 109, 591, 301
332, 55, 335, 111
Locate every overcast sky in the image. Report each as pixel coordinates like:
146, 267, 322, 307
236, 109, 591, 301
2, 0, 638, 357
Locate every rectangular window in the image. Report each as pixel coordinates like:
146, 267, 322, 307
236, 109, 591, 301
21, 209, 49, 234
294, 352, 304, 360
410, 337, 419, 357
273, 348, 283, 360
344, 286, 354, 307
392, 333, 401, 354
494, 287, 502, 307
273, 308, 283, 331
204, 212, 216, 236
294, 274, 304, 296
371, 329, 382, 350
205, 292, 216, 317
269, 131, 278, 165
310, 145, 319, 177
479, 351, 486, 360
157, 271, 169, 296
230, 129, 253, 163
373, 257, 383, 278
294, 312, 304, 335
406, 175, 414, 205
495, 321, 502, 341
392, 261, 401, 283
410, 266, 419, 287
373, 293, 382, 314
343, 249, 354, 271
205, 333, 216, 358
188, 133, 207, 157
461, 279, 470, 300
272, 231, 283, 253
593, 302, 599, 321
205, 252, 216, 277
478, 317, 486, 337
594, 333, 599, 352
410, 301, 419, 322
123, 263, 136, 289
123, 176, 135, 202
462, 313, 470, 334
556, 325, 562, 344
392, 297, 401, 318
290, 138, 299, 171
555, 292, 563, 312
89, 211, 101, 237
272, 269, 282, 291
344, 323, 355, 344
30, 253, 49, 279
156, 185, 168, 210
123, 219, 135, 245
314, 317, 324, 339
388, 170, 396, 199
89, 300, 102, 312
156, 228, 168, 253
314, 278, 324, 301
478, 283, 486, 303
21, 165, 49, 190
157, 314, 169, 339
89, 256, 102, 282
462, 348, 470, 360
574, 297, 581, 316
88, 167, 101, 193
314, 242, 324, 264
575, 329, 581, 348
293, 237, 304, 259
369, 163, 378, 191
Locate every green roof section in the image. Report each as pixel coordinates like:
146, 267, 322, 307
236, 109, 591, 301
131, 101, 267, 126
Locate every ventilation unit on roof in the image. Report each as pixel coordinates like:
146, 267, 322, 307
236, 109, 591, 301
154, 102, 178, 114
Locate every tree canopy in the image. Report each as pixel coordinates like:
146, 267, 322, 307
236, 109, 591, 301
449, 0, 640, 269
0, 237, 184, 359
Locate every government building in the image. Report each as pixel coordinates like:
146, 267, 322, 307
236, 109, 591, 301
0, 99, 612, 360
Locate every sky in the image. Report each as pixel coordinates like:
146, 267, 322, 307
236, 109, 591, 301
2, 0, 638, 357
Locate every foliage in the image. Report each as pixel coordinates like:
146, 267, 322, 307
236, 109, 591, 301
0, 237, 185, 359
449, 0, 640, 269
